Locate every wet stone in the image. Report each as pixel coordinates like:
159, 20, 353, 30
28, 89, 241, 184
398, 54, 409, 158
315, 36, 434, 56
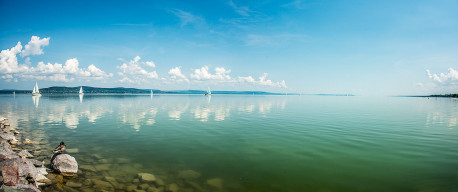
140, 183, 150, 190
138, 173, 156, 183
126, 185, 137, 192
166, 183, 180, 192
206, 178, 223, 190
178, 170, 201, 180
80, 165, 97, 172
133, 178, 140, 184
156, 178, 166, 186
66, 181, 83, 188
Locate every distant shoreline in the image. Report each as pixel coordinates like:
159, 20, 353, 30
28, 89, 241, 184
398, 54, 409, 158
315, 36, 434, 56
403, 94, 458, 98
0, 86, 293, 95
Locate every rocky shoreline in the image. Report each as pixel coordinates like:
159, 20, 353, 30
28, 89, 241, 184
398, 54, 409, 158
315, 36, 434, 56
0, 115, 226, 192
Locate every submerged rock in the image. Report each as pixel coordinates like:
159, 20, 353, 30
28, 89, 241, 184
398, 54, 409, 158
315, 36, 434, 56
18, 150, 33, 158
138, 173, 157, 183
24, 139, 32, 144
206, 178, 223, 190
178, 170, 201, 180
166, 183, 179, 192
51, 153, 78, 176
66, 181, 83, 188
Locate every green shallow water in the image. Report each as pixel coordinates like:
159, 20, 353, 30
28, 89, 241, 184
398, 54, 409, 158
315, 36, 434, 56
1, 94, 457, 191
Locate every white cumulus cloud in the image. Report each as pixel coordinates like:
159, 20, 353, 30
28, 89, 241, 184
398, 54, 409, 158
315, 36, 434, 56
0, 37, 112, 82
426, 68, 458, 85
190, 66, 231, 81
168, 66, 189, 83
20, 36, 50, 57
117, 56, 158, 83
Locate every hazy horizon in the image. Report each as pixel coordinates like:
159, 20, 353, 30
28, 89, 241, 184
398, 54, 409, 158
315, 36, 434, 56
1, 0, 457, 96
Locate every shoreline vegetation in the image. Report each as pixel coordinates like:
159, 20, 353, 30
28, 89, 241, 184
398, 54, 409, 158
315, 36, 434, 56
405, 94, 458, 98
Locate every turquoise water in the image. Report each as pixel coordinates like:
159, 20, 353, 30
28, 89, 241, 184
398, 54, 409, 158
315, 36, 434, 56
1, 94, 457, 191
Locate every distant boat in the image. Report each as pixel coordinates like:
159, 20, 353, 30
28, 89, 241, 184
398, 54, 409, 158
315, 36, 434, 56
79, 86, 84, 95
32, 81, 41, 96
150, 90, 153, 96
13, 91, 15, 95
205, 87, 211, 96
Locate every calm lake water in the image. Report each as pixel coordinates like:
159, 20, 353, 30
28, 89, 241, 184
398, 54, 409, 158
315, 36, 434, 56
1, 94, 457, 191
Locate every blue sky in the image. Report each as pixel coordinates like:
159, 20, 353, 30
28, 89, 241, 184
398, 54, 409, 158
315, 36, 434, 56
1, 0, 457, 95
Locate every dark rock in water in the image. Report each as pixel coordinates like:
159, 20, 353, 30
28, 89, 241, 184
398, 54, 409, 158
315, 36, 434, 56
0, 184, 41, 192
51, 153, 78, 176
1, 161, 21, 186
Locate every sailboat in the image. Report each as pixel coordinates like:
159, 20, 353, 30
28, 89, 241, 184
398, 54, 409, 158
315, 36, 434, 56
32, 81, 41, 96
79, 86, 84, 95
205, 87, 211, 96
150, 90, 154, 96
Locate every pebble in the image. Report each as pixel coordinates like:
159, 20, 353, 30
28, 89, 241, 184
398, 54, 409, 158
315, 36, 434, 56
138, 173, 157, 183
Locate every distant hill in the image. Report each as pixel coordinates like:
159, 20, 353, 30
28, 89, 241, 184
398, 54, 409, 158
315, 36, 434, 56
0, 86, 291, 95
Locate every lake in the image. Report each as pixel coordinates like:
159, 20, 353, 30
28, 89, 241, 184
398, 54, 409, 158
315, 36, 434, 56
1, 94, 457, 191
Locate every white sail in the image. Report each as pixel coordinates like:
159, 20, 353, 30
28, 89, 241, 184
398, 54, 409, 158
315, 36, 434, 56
150, 90, 153, 96
32, 81, 41, 96
79, 86, 84, 94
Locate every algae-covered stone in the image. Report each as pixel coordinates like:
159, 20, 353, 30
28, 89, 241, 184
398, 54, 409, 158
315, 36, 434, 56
178, 170, 201, 180
66, 181, 83, 188
166, 183, 179, 192
93, 179, 113, 189
138, 173, 156, 183
156, 178, 166, 186
126, 185, 137, 192
139, 183, 150, 190
206, 178, 223, 189
80, 165, 97, 172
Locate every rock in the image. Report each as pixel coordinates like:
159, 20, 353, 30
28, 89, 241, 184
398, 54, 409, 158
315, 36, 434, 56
138, 173, 156, 183
126, 185, 137, 191
156, 178, 166, 186
178, 170, 201, 180
18, 150, 34, 158
1, 161, 21, 186
147, 186, 158, 192
140, 183, 150, 190
83, 179, 93, 186
51, 153, 78, 176
0, 184, 41, 192
92, 179, 113, 189
24, 139, 32, 144
80, 165, 97, 172
206, 178, 223, 189
104, 176, 120, 188
133, 178, 140, 184
166, 183, 179, 192
66, 181, 83, 188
